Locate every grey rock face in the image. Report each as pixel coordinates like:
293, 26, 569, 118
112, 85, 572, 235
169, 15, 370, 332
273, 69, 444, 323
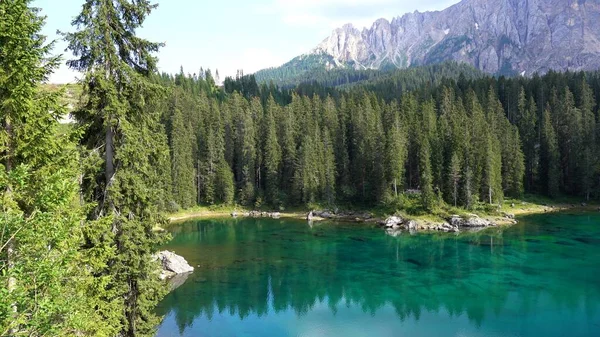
313, 210, 334, 219
440, 222, 460, 233
311, 0, 600, 75
449, 215, 495, 228
381, 216, 404, 228
406, 220, 418, 231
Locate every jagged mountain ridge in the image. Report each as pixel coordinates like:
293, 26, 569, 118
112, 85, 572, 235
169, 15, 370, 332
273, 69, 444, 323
256, 0, 600, 84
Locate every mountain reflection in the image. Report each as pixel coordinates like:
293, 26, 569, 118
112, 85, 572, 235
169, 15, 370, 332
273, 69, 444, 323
157, 215, 600, 336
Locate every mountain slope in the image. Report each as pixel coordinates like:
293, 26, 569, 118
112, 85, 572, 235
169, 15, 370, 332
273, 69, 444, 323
256, 0, 600, 84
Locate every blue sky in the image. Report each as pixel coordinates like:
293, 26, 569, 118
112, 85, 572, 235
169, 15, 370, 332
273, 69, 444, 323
34, 0, 460, 83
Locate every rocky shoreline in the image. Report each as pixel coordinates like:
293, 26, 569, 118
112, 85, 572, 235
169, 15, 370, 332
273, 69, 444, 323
378, 213, 517, 236
228, 208, 518, 235
231, 210, 282, 219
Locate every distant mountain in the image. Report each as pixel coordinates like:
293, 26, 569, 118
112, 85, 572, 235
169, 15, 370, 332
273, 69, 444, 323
256, 0, 600, 84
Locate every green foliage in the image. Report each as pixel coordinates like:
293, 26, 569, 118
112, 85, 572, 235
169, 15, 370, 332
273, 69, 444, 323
385, 102, 408, 198
541, 106, 560, 197
159, 66, 600, 211
254, 52, 338, 87
0, 1, 107, 335
418, 135, 436, 211
263, 96, 282, 205
63, 0, 169, 336
215, 160, 235, 204
170, 100, 196, 209
255, 59, 485, 93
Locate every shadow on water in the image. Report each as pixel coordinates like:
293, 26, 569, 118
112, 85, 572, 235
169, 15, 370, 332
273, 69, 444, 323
156, 213, 600, 337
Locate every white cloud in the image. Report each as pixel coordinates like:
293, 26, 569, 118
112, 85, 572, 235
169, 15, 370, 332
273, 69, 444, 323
275, 0, 396, 7
263, 0, 460, 29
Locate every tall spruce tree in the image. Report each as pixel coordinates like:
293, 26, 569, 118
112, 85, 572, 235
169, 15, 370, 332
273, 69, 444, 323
280, 96, 298, 202
386, 114, 408, 198
517, 89, 538, 192
264, 96, 282, 205
234, 96, 258, 205
64, 1, 169, 336
322, 130, 337, 205
577, 79, 597, 200
448, 153, 462, 207
556, 87, 582, 194
502, 126, 525, 198
170, 100, 196, 209
482, 132, 503, 204
0, 0, 107, 335
418, 135, 435, 211
541, 105, 561, 197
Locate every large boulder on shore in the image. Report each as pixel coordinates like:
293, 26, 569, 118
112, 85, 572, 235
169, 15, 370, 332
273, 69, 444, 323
155, 251, 194, 280
406, 220, 418, 231
440, 222, 459, 233
313, 210, 334, 219
381, 216, 404, 228
449, 215, 494, 228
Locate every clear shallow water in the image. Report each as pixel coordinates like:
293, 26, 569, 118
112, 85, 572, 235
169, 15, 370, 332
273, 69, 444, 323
156, 213, 600, 337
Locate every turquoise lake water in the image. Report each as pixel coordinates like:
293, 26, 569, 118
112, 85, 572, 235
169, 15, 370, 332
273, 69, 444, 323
156, 213, 600, 337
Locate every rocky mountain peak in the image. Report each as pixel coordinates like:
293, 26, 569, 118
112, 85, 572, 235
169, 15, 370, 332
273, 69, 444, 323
308, 0, 600, 75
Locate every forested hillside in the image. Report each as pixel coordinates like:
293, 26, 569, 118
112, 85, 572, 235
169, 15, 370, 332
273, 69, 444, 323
163, 68, 599, 213
254, 61, 484, 89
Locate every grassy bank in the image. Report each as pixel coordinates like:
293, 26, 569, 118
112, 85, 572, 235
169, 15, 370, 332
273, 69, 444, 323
167, 205, 308, 224
166, 194, 599, 227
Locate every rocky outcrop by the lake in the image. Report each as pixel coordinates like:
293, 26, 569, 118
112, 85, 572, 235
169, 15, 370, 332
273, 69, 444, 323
382, 216, 404, 229
155, 251, 194, 280
232, 207, 517, 237
448, 215, 494, 228
308, 210, 374, 222
233, 211, 282, 219
375, 212, 521, 236
380, 216, 460, 233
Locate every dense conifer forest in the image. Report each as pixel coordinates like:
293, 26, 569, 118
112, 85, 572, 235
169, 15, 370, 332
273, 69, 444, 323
164, 68, 600, 213
1, 0, 599, 336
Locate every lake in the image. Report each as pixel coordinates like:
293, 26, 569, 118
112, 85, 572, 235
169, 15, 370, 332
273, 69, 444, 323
156, 213, 600, 337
